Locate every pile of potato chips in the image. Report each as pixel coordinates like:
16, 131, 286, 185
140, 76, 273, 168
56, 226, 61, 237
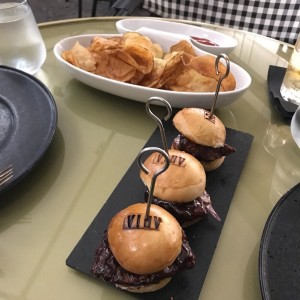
61, 32, 236, 92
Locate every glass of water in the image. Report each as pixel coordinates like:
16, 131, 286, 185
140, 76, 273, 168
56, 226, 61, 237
280, 36, 300, 106
0, 0, 46, 75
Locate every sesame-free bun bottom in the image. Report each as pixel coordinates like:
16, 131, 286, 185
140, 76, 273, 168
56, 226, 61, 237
116, 278, 172, 293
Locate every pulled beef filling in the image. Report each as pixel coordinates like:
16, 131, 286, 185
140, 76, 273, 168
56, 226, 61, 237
91, 230, 195, 287
145, 190, 220, 224
172, 134, 236, 162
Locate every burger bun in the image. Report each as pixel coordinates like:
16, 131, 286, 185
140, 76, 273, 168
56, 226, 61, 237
108, 203, 182, 275
116, 278, 172, 293
140, 149, 206, 203
199, 156, 225, 171
173, 107, 226, 148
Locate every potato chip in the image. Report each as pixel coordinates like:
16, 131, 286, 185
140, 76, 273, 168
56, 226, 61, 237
188, 55, 236, 90
151, 43, 164, 59
122, 32, 153, 49
93, 50, 136, 82
89, 36, 120, 52
107, 36, 123, 44
170, 40, 196, 57
139, 58, 167, 88
107, 53, 137, 82
122, 44, 153, 74
160, 51, 186, 88
129, 71, 145, 85
122, 32, 163, 59
166, 55, 236, 92
167, 67, 219, 92
61, 41, 96, 73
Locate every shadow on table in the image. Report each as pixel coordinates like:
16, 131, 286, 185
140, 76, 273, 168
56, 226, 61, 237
62, 79, 165, 138
0, 128, 65, 232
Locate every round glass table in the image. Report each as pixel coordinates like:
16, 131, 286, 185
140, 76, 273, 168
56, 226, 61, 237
0, 17, 299, 300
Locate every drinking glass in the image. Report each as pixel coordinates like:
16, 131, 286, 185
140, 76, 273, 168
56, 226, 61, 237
280, 36, 300, 106
0, 0, 46, 75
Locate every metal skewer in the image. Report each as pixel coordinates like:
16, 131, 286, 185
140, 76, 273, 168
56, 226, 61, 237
146, 97, 172, 155
138, 147, 170, 221
209, 53, 230, 119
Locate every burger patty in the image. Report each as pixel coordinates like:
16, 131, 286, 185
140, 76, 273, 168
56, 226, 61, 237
145, 190, 221, 224
91, 230, 195, 287
172, 134, 236, 162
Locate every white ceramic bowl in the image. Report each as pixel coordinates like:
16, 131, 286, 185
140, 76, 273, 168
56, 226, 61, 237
116, 18, 237, 55
53, 34, 251, 109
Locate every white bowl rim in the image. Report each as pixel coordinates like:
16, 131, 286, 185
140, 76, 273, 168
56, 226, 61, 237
116, 18, 238, 50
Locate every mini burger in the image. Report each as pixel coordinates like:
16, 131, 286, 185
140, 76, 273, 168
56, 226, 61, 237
91, 203, 195, 293
140, 149, 220, 227
172, 107, 236, 171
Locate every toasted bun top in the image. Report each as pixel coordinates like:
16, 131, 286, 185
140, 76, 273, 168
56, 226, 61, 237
173, 108, 226, 147
108, 203, 182, 275
140, 149, 206, 203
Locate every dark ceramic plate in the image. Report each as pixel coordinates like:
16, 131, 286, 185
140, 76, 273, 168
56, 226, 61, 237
0, 65, 57, 194
259, 183, 300, 300
66, 116, 253, 300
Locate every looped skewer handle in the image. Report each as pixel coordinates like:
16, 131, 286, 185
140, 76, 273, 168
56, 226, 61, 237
138, 147, 170, 220
146, 97, 172, 155
209, 53, 230, 118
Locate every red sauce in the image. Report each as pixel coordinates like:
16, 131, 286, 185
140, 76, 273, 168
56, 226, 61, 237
191, 36, 219, 46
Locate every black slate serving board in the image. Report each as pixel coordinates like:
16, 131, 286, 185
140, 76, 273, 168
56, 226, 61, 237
66, 117, 253, 300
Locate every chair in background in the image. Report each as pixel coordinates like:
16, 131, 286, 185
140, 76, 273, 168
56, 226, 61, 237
66, 0, 82, 18
91, 0, 143, 17
91, 0, 112, 17
107, 0, 143, 16
142, 0, 300, 45
78, 0, 82, 18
